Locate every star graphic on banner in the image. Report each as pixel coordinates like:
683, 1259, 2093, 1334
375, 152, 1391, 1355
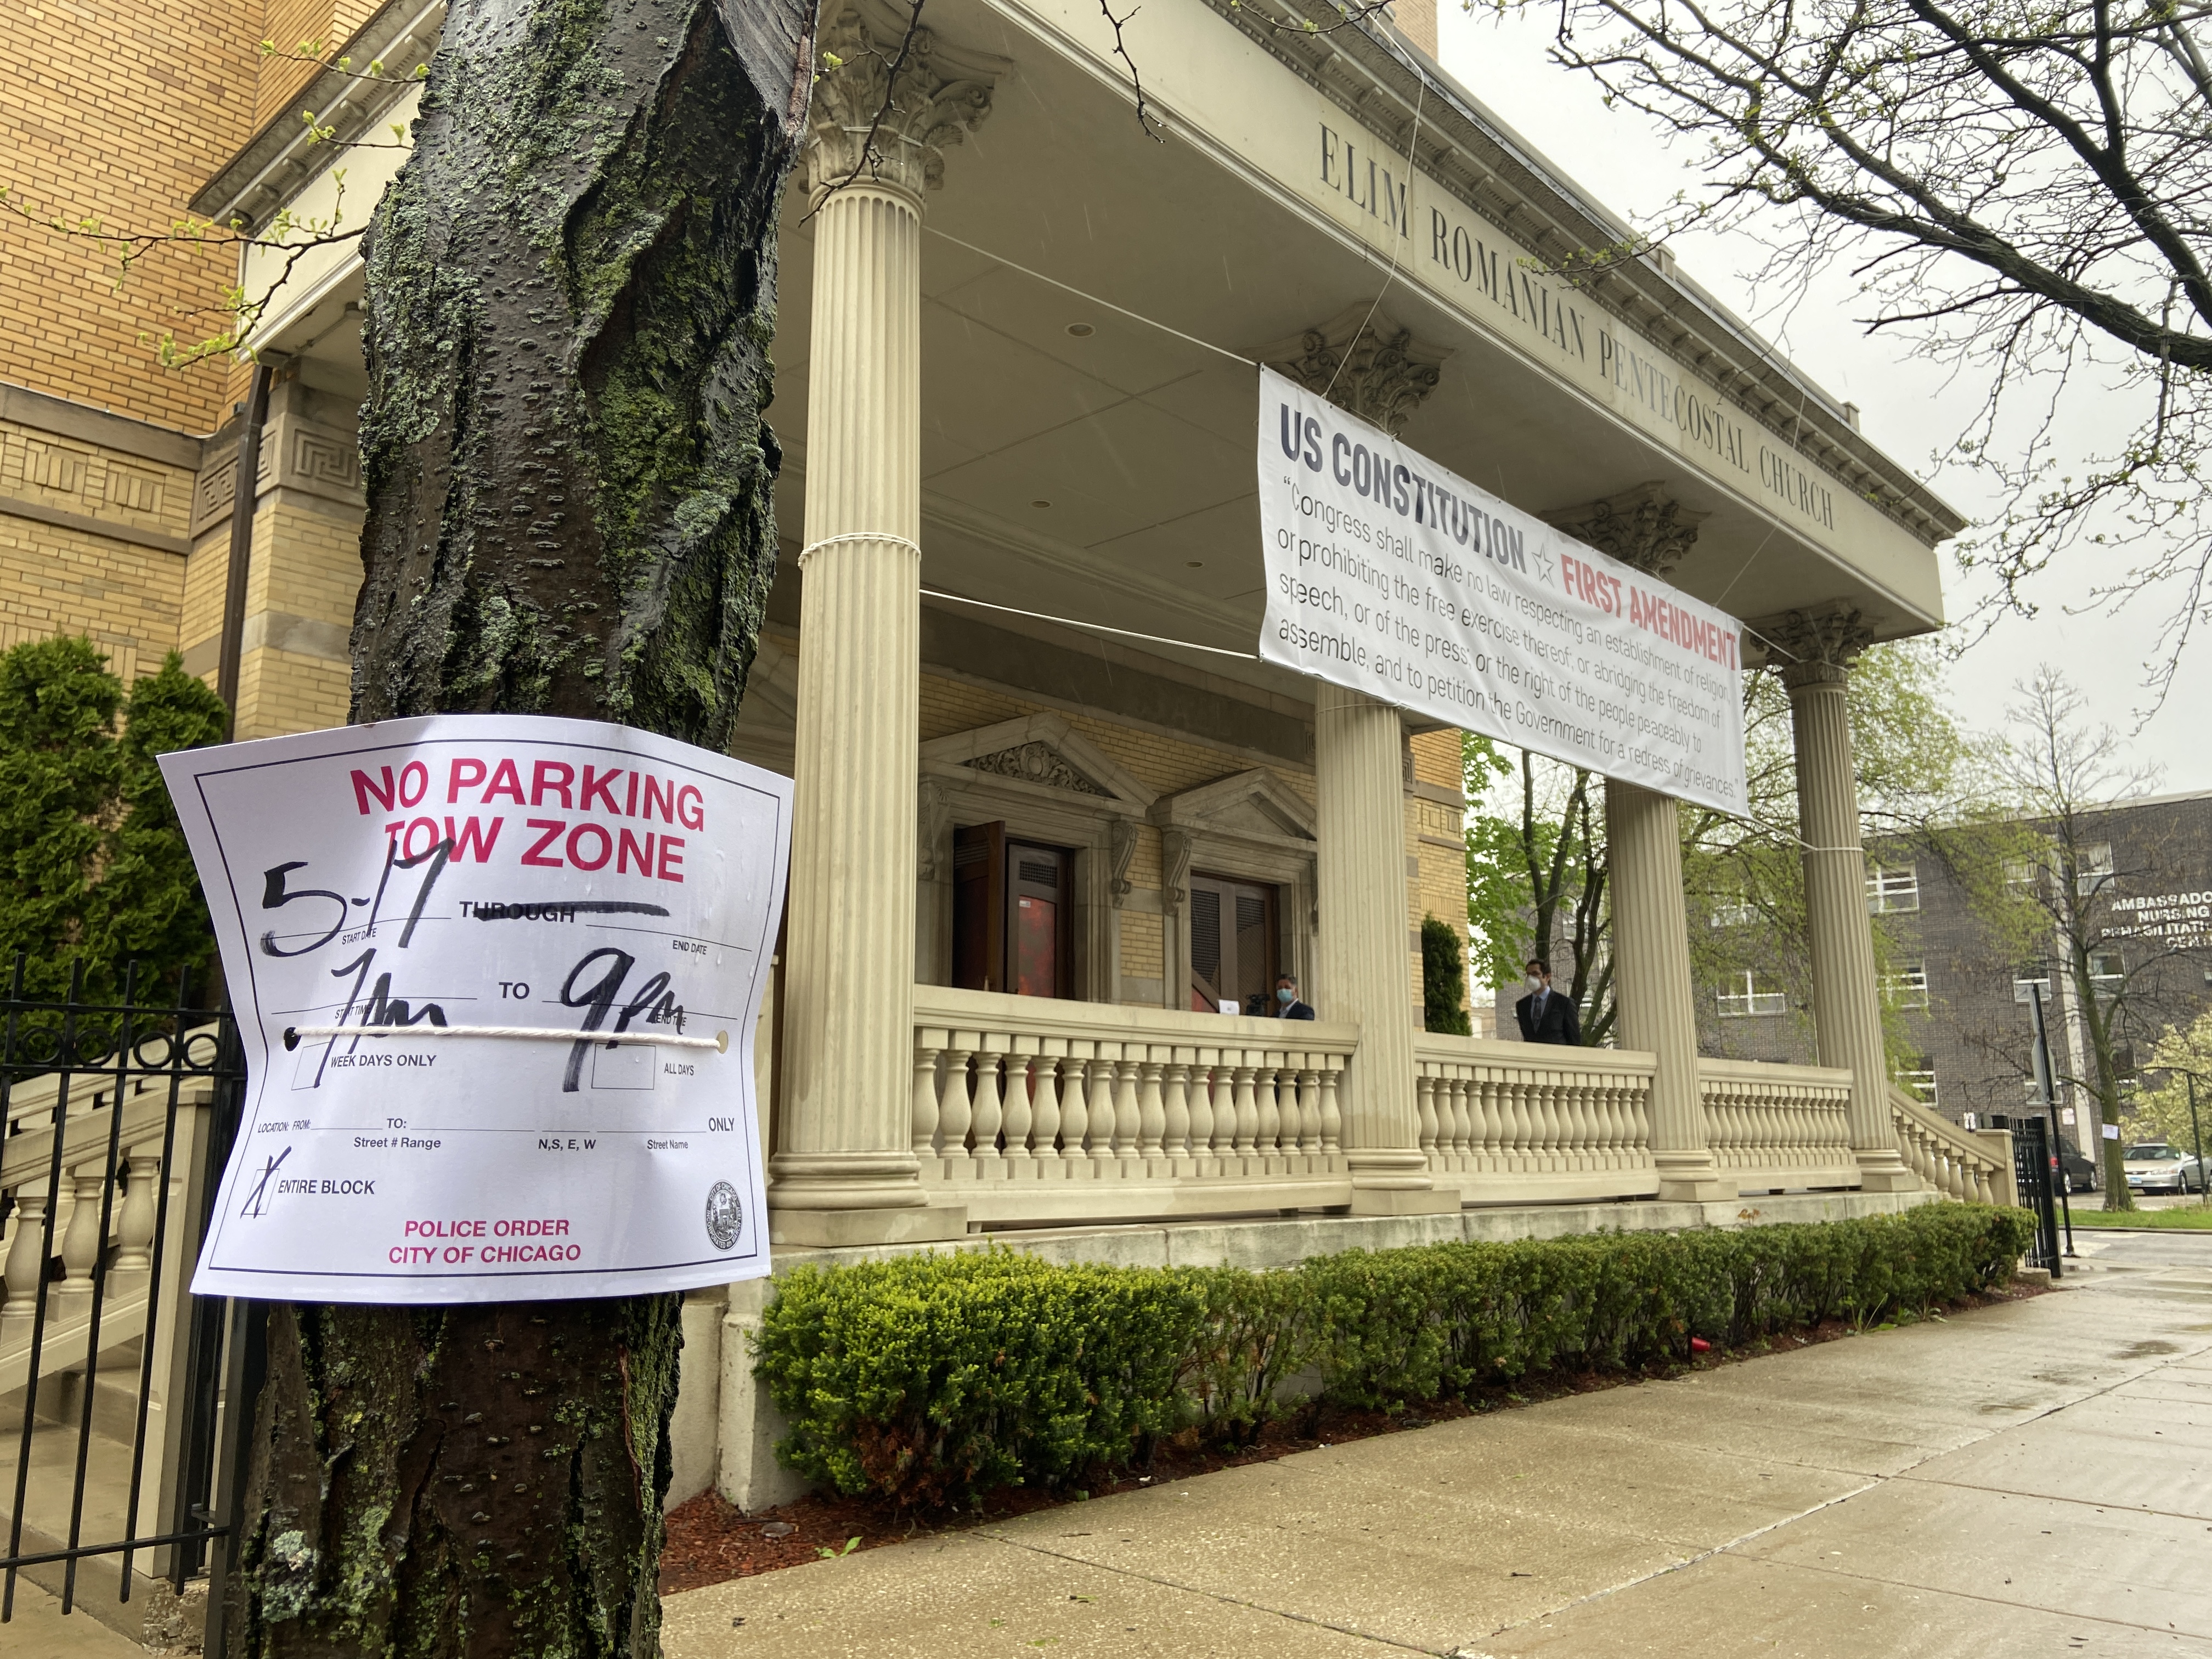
1534, 552, 1555, 585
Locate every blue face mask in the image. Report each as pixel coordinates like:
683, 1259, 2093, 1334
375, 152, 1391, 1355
1276, 986, 1295, 1004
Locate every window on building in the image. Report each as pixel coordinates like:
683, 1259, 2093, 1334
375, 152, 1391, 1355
1716, 970, 1787, 1018
952, 822, 1074, 998
2013, 962, 2053, 1005
2075, 842, 2115, 896
1881, 963, 1931, 1009
1708, 895, 1759, 928
1897, 1060, 1938, 1106
2090, 949, 2125, 991
1866, 863, 1921, 913
1187, 873, 1279, 1013
2003, 855, 2041, 892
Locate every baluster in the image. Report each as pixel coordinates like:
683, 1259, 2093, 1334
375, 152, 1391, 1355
1628, 1078, 1653, 1160
1210, 1055, 1238, 1159
1188, 1048, 1217, 1171
938, 1032, 977, 1176
912, 1028, 947, 1164
1032, 1040, 1067, 1172
1436, 1073, 1462, 1167
1513, 1071, 1542, 1170
1112, 1047, 1141, 1165
1536, 1076, 1566, 1172
56, 1163, 108, 1311
1474, 1070, 1502, 1171
1087, 1043, 1119, 1171
1163, 1052, 1193, 1163
969, 1032, 1008, 1180
1298, 1064, 1323, 1157
1267, 1060, 1290, 1161
110, 1149, 160, 1290
1231, 1056, 1261, 1159
1138, 1051, 1167, 1164
1003, 1038, 1037, 1176
1, 1187, 50, 1335
1318, 1060, 1344, 1153
1592, 1075, 1620, 1170
1562, 1073, 1594, 1171
1416, 1073, 1441, 1159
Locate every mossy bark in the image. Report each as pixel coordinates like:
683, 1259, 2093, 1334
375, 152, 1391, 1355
231, 1, 811, 1652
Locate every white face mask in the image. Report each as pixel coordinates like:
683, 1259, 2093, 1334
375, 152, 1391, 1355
1527, 976, 1546, 992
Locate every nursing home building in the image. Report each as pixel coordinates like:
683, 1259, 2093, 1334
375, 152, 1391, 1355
1, 0, 2017, 1509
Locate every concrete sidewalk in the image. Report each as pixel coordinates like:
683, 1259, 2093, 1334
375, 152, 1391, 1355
662, 1232, 2212, 1658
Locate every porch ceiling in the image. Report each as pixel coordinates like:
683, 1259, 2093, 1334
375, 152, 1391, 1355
765, 0, 1953, 702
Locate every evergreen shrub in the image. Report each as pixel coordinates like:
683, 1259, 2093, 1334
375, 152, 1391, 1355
754, 1204, 2038, 1505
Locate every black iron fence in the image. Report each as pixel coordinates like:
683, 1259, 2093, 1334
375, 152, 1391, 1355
0, 957, 247, 1640
2007, 1114, 2063, 1277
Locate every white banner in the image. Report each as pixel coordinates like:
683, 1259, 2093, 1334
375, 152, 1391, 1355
1257, 366, 1748, 815
161, 715, 789, 1304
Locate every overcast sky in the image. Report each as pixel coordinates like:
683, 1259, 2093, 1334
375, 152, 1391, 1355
1434, 3, 2211, 795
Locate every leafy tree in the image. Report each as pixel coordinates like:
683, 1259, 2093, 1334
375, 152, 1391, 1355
1420, 913, 1472, 1035
224, 4, 811, 1655
2134, 1012, 2212, 1188
1468, 641, 2024, 1064
1464, 734, 1612, 1043
1493, 0, 2212, 700
0, 636, 227, 1006
1995, 666, 2192, 1210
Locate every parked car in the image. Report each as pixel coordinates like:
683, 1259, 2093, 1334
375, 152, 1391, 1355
2123, 1143, 2207, 1195
2058, 1142, 2099, 1195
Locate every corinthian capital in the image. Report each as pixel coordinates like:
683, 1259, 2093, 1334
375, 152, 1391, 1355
806, 5, 1006, 208
1542, 482, 1708, 579
1264, 305, 1449, 437
1753, 601, 1874, 689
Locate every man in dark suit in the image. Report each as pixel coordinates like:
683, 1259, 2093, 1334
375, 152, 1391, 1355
1514, 958, 1580, 1046
1247, 974, 1317, 1019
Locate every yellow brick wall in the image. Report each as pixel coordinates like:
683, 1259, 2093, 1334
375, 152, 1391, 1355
0, 0, 261, 431
234, 491, 360, 738
0, 416, 200, 679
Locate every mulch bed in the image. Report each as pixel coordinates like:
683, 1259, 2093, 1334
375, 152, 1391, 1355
657, 1279, 2045, 1597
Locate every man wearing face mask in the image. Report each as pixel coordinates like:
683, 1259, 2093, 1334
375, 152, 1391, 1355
1514, 958, 1580, 1046
1268, 973, 1316, 1020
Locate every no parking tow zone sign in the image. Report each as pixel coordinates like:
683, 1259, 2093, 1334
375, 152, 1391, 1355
161, 714, 790, 1303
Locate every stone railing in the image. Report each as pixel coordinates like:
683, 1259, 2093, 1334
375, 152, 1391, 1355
1412, 1034, 1660, 1203
1699, 1058, 1859, 1192
2, 1030, 217, 1402
911, 986, 1358, 1223
1890, 1087, 2016, 1206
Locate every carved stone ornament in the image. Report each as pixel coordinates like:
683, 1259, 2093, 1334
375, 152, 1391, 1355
963, 741, 1110, 797
805, 5, 1004, 206
1753, 601, 1875, 689
1266, 304, 1449, 437
916, 777, 951, 882
1542, 481, 1708, 579
1108, 818, 1139, 909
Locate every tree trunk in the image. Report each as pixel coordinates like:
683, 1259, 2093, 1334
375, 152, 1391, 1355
229, 0, 812, 1651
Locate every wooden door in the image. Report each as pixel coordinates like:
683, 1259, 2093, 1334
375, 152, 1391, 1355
1188, 873, 1278, 1013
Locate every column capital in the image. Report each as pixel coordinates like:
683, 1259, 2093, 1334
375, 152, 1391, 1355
1264, 304, 1449, 437
805, 5, 1006, 210
1755, 601, 1874, 690
1541, 482, 1707, 579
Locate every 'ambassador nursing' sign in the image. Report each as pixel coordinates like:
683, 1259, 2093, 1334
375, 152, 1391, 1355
1257, 366, 1748, 816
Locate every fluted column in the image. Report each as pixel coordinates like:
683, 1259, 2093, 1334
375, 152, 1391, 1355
1775, 608, 1916, 1190
770, 15, 999, 1245
1314, 685, 1452, 1212
1606, 778, 1728, 1201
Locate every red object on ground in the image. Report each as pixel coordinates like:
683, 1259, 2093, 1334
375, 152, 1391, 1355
1689, 1337, 1712, 1353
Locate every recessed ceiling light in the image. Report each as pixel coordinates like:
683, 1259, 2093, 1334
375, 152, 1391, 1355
1187, 560, 1204, 568
1066, 323, 1094, 337
1031, 499, 1052, 509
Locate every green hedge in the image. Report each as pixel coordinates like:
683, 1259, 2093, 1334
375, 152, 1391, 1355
754, 1204, 2037, 1506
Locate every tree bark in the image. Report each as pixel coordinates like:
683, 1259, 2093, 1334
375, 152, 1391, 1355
230, 1, 812, 1651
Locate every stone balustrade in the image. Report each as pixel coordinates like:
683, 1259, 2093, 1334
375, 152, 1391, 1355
1890, 1088, 2015, 1206
1698, 1058, 1860, 1190
1412, 1034, 1659, 1203
911, 986, 1357, 1222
